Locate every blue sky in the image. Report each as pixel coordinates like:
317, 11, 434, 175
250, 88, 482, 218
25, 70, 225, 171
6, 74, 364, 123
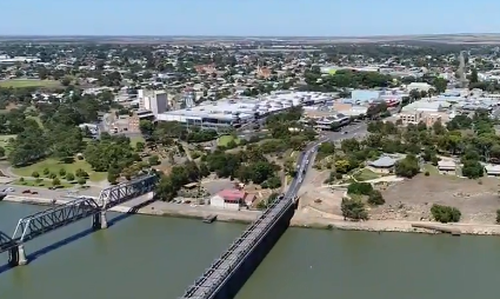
1, 0, 500, 36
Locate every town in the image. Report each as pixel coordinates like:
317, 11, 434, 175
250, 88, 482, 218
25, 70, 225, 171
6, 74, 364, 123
1, 39, 500, 234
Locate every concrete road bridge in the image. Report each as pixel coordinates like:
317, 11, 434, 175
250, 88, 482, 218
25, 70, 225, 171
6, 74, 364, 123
0, 173, 158, 266
178, 147, 316, 299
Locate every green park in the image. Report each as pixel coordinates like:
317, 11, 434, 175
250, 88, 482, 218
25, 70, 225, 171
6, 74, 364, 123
0, 79, 61, 88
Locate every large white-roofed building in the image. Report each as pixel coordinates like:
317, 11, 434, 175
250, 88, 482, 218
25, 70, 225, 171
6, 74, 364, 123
157, 91, 333, 130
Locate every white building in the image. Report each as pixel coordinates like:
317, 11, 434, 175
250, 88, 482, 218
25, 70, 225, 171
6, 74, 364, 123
138, 89, 168, 116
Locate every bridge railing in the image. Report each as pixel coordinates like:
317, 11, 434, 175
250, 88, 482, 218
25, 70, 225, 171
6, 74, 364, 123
11, 197, 100, 243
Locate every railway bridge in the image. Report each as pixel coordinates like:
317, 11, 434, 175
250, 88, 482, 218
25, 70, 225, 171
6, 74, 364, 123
0, 173, 158, 266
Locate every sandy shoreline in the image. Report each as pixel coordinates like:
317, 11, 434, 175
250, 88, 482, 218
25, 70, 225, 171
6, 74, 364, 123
3, 195, 500, 236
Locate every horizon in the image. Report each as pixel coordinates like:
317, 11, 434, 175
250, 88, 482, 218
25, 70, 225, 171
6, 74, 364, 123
3, 0, 500, 36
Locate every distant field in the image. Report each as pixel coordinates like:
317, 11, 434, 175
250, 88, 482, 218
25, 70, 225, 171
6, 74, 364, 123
0, 79, 60, 88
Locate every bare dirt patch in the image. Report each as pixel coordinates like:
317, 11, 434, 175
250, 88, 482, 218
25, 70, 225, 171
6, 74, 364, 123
375, 174, 500, 223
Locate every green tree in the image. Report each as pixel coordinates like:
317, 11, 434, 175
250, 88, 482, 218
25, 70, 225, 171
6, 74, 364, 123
395, 155, 420, 178
107, 168, 120, 184
52, 177, 61, 187
77, 177, 86, 186
31, 171, 40, 178
135, 141, 145, 152
65, 172, 75, 181
469, 68, 479, 84
341, 197, 368, 221
347, 182, 373, 195
59, 168, 66, 176
148, 155, 161, 166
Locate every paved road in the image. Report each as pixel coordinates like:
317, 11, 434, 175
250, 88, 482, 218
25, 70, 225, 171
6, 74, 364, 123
0, 184, 102, 200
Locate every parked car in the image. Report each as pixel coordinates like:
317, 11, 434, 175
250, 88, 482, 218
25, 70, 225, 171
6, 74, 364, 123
31, 191, 38, 195
3, 187, 15, 193
22, 190, 31, 194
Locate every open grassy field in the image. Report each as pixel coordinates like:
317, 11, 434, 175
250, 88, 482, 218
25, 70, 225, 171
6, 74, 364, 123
353, 168, 380, 181
0, 79, 60, 88
13, 178, 74, 189
218, 135, 240, 147
129, 135, 145, 147
11, 158, 107, 182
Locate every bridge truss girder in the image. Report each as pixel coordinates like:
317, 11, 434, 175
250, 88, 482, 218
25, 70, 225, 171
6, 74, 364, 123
11, 197, 100, 243
0, 230, 16, 252
98, 174, 158, 209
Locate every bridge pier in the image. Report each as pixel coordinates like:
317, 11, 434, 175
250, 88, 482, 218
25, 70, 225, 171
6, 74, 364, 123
8, 245, 28, 266
92, 211, 108, 230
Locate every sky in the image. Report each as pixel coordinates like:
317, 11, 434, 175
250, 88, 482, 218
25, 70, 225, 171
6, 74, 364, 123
2, 0, 500, 36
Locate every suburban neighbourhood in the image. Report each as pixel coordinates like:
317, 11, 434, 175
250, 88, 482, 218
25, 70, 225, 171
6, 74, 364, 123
1, 39, 500, 234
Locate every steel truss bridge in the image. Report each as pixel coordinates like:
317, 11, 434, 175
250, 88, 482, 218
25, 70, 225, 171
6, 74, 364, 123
0, 173, 158, 266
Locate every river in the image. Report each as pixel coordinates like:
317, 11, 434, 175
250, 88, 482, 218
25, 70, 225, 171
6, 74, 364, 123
1, 201, 500, 299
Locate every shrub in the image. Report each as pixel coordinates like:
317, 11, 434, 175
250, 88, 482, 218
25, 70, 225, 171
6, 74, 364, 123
424, 171, 430, 176
59, 168, 66, 176
32, 171, 40, 178
43, 168, 50, 175
430, 204, 461, 223
367, 190, 385, 206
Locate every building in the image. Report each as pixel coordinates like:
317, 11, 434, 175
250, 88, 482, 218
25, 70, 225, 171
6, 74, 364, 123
78, 123, 99, 136
484, 164, 500, 177
437, 160, 457, 175
210, 189, 247, 210
138, 89, 168, 116
406, 82, 433, 92
157, 91, 321, 130
367, 156, 399, 174
350, 90, 382, 104
398, 111, 450, 126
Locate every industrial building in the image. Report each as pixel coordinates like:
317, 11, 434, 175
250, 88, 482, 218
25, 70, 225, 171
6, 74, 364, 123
156, 91, 332, 130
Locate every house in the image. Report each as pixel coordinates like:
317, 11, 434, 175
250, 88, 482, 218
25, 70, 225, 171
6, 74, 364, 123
484, 164, 500, 177
209, 189, 246, 210
437, 160, 456, 174
367, 156, 398, 174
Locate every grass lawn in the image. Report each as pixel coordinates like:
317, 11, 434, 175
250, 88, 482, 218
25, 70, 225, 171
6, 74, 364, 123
11, 158, 107, 182
0, 79, 60, 88
218, 135, 240, 147
130, 135, 145, 147
423, 163, 440, 175
13, 178, 74, 189
353, 168, 381, 181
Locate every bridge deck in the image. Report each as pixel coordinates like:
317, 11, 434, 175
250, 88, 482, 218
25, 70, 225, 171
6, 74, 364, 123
179, 195, 293, 299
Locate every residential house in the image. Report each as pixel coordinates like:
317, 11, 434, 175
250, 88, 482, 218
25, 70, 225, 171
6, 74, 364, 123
210, 189, 246, 210
437, 160, 456, 175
